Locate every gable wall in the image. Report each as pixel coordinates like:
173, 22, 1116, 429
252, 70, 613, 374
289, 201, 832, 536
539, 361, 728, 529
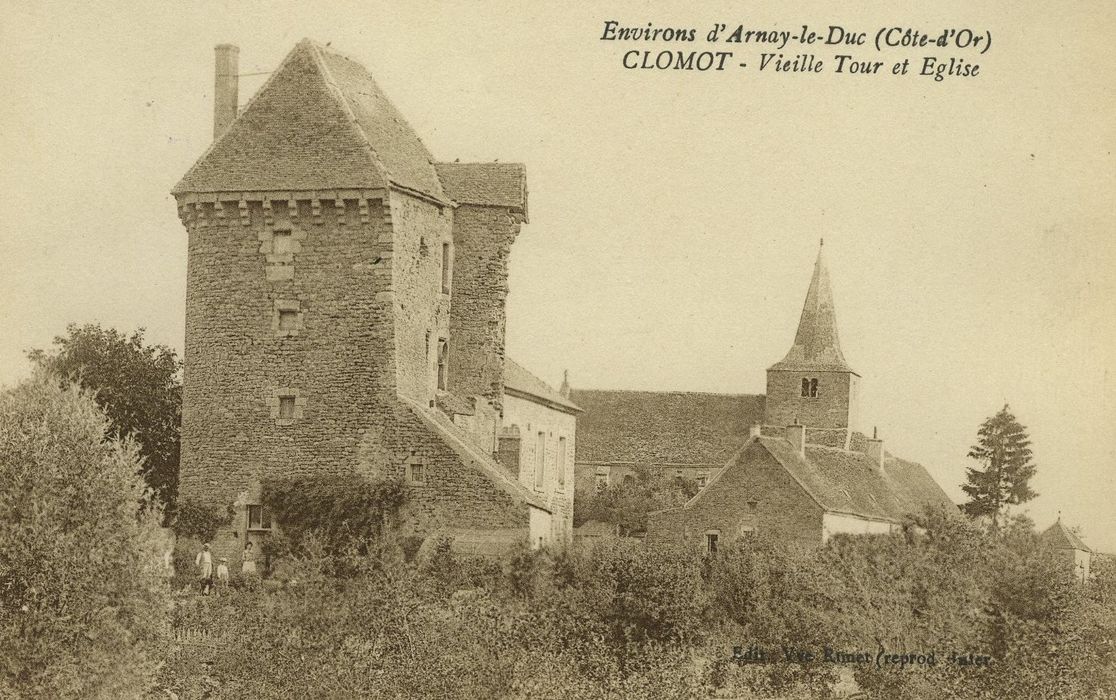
646, 442, 824, 549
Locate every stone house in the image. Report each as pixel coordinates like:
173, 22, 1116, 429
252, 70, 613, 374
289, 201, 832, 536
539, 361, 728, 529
172, 39, 573, 559
583, 243, 957, 550
1040, 519, 1093, 583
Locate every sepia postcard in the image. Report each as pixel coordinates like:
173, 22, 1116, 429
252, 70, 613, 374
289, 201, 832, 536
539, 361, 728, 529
2, 1, 1113, 698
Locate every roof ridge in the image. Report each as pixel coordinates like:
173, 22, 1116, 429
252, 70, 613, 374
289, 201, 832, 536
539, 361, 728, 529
308, 41, 393, 193
570, 388, 762, 398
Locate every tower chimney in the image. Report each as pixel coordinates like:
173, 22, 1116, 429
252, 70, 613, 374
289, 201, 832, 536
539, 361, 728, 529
866, 426, 884, 471
213, 44, 239, 139
559, 370, 571, 398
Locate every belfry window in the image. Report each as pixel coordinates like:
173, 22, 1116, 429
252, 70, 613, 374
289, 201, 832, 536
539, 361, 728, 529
802, 378, 819, 398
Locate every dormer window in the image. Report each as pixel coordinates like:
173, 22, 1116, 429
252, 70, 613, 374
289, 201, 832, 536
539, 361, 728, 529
801, 378, 819, 398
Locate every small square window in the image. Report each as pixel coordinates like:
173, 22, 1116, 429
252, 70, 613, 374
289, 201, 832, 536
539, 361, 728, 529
247, 505, 272, 531
278, 309, 298, 330
696, 475, 707, 488
278, 396, 296, 419
407, 461, 426, 484
747, 500, 759, 511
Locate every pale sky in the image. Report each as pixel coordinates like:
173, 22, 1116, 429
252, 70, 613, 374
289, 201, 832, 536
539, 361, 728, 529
2, 1, 1114, 550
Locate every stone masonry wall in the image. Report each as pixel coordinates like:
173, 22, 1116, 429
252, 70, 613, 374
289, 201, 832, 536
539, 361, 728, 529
764, 370, 858, 433
389, 191, 453, 405
178, 192, 530, 561
447, 205, 520, 411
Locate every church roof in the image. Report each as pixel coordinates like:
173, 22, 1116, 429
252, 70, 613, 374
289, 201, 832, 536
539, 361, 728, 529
749, 437, 956, 522
570, 389, 765, 465
503, 358, 581, 414
436, 163, 528, 219
174, 39, 446, 202
769, 243, 857, 375
1041, 519, 1092, 552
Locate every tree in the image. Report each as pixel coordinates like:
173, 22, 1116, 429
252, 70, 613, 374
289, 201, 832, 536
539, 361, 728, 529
961, 404, 1038, 529
0, 375, 170, 698
28, 323, 182, 506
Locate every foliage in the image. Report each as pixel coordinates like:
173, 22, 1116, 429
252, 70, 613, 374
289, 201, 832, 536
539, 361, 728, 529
961, 404, 1038, 528
28, 323, 182, 506
172, 498, 232, 543
0, 374, 171, 699
260, 474, 406, 566
150, 517, 1116, 700
574, 466, 699, 535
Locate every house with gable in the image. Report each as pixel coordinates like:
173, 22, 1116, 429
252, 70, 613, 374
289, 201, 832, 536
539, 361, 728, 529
172, 40, 575, 559
1041, 518, 1093, 583
594, 242, 960, 549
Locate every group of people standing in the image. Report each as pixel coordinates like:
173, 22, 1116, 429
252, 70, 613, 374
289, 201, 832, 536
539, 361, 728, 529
193, 541, 258, 594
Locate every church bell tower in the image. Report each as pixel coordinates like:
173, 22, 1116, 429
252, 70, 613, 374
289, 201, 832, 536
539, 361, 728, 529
763, 241, 861, 448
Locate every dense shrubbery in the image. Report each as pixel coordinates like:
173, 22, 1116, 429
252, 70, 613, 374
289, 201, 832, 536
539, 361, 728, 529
3, 381, 1112, 700
0, 375, 171, 698
155, 509, 1116, 699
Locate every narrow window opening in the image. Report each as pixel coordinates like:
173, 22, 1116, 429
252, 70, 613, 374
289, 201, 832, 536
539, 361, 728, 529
437, 340, 448, 391
441, 242, 451, 294
809, 378, 819, 398
706, 532, 719, 555
801, 378, 810, 397
557, 437, 567, 487
534, 431, 546, 488
278, 396, 296, 419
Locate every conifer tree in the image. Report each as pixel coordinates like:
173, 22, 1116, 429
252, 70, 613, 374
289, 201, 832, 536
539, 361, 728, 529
961, 404, 1038, 529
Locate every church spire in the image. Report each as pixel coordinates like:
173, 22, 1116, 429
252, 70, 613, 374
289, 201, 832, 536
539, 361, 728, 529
769, 241, 857, 374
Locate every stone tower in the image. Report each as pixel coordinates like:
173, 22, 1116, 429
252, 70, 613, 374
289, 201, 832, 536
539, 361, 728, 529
763, 241, 860, 448
172, 40, 552, 557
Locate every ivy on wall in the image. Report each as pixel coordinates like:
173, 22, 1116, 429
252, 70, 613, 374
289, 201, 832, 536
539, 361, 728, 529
260, 474, 406, 559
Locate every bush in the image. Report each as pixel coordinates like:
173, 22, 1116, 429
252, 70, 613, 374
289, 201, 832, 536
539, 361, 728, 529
0, 375, 171, 698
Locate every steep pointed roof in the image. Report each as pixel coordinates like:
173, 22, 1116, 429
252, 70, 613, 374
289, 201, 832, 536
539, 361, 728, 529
769, 242, 857, 374
173, 39, 446, 202
1041, 519, 1092, 552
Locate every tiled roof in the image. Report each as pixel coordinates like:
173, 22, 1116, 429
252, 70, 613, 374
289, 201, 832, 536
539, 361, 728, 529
769, 244, 857, 374
570, 389, 765, 465
503, 358, 580, 413
435, 163, 528, 218
758, 437, 955, 521
1041, 520, 1092, 552
174, 39, 446, 202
